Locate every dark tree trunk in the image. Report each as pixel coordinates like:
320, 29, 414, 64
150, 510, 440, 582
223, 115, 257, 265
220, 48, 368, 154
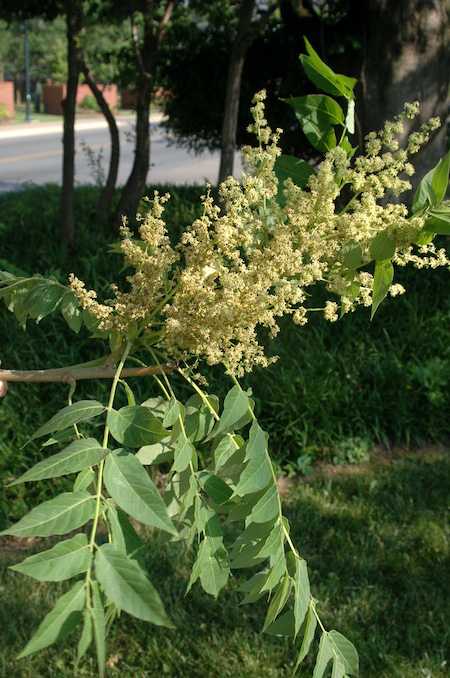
348, 0, 450, 184
218, 0, 280, 186
114, 0, 175, 227
59, 0, 83, 245
80, 59, 120, 223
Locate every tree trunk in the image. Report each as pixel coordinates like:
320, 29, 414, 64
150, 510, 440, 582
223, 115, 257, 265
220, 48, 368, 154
59, 0, 83, 245
349, 0, 450, 184
114, 1, 175, 227
80, 59, 120, 223
218, 0, 257, 186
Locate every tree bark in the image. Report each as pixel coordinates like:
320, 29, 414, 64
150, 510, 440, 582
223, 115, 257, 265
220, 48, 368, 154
349, 0, 450, 183
114, 0, 175, 227
59, 0, 83, 246
80, 58, 120, 223
218, 0, 280, 185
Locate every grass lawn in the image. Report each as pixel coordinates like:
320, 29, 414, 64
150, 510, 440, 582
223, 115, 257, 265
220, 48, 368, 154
0, 447, 448, 678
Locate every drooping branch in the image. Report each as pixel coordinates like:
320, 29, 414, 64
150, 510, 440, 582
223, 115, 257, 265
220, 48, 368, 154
0, 361, 178, 385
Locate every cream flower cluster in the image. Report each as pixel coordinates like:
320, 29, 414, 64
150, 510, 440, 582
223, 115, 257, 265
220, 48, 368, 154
70, 92, 449, 375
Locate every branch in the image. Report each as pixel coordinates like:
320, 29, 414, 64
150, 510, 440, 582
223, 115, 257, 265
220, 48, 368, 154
0, 362, 178, 388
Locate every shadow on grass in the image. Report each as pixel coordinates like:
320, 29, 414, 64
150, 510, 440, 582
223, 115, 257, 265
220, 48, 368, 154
1, 453, 448, 678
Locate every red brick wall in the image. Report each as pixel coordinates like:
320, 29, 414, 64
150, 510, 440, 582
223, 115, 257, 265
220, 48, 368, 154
0, 81, 15, 118
120, 86, 136, 109
43, 83, 117, 115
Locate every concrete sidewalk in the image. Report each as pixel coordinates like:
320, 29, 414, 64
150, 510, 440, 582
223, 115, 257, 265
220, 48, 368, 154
0, 111, 165, 140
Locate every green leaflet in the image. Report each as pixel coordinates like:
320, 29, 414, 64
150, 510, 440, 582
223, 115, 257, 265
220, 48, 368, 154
0, 491, 96, 537
95, 543, 175, 628
107, 406, 169, 447
413, 149, 450, 213
232, 456, 273, 497
17, 580, 86, 658
73, 467, 96, 492
60, 291, 83, 333
261, 550, 286, 592
8, 438, 109, 486
265, 608, 295, 637
294, 605, 317, 671
136, 439, 175, 465
292, 557, 310, 639
10, 533, 92, 581
274, 154, 316, 206
339, 239, 363, 270
329, 630, 359, 676
369, 230, 396, 262
173, 435, 195, 473
422, 208, 450, 235
213, 435, 242, 473
300, 37, 356, 100
90, 581, 106, 678
245, 420, 268, 460
29, 400, 106, 442
207, 386, 251, 440
103, 449, 178, 536
313, 633, 334, 678
331, 658, 346, 678
76, 610, 93, 669
198, 472, 234, 506
185, 393, 219, 442
262, 574, 292, 633
199, 547, 229, 598
163, 397, 181, 427
18, 280, 67, 325
371, 259, 394, 320
106, 500, 146, 570
247, 484, 279, 524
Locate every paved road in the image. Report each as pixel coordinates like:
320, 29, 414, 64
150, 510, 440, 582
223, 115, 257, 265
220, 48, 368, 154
0, 114, 243, 194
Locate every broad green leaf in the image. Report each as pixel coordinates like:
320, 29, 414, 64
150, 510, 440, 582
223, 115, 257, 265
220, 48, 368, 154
198, 471, 233, 505
73, 467, 96, 492
30, 401, 105, 442
140, 395, 167, 419
214, 442, 247, 480
422, 209, 450, 234
274, 155, 316, 205
331, 658, 346, 678
107, 500, 146, 570
232, 456, 273, 497
213, 435, 240, 473
208, 386, 250, 440
293, 558, 310, 638
369, 230, 396, 261
136, 439, 175, 465
104, 449, 177, 536
294, 605, 317, 670
17, 580, 85, 658
90, 581, 106, 678
163, 398, 180, 427
23, 281, 66, 323
245, 420, 268, 460
329, 630, 359, 676
173, 435, 195, 473
266, 608, 296, 637
186, 538, 210, 594
371, 259, 394, 319
60, 291, 83, 333
95, 544, 175, 628
227, 487, 268, 523
413, 150, 450, 213
284, 95, 337, 152
262, 575, 292, 633
107, 406, 168, 447
76, 610, 93, 668
257, 522, 284, 559
412, 229, 434, 246
0, 491, 96, 537
261, 550, 286, 592
238, 570, 269, 605
10, 533, 92, 581
313, 633, 334, 678
301, 37, 356, 99
248, 485, 279, 523
41, 428, 75, 448
199, 549, 229, 598
185, 394, 219, 442
283, 94, 345, 127
8, 438, 109, 486
339, 239, 362, 270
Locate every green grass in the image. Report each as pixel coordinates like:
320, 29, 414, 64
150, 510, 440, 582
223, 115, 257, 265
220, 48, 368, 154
0, 450, 448, 677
